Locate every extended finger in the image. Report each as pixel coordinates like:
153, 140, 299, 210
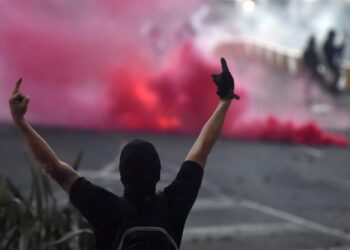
12, 78, 22, 95
220, 58, 229, 72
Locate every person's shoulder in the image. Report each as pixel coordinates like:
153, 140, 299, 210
70, 176, 120, 202
180, 160, 204, 173
163, 161, 203, 194
69, 176, 88, 196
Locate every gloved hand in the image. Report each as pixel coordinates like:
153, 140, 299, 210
211, 58, 240, 100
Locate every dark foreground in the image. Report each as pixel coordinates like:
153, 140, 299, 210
1, 124, 350, 250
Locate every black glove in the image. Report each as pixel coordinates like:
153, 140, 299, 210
211, 58, 240, 100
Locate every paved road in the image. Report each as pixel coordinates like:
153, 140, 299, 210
2, 124, 350, 250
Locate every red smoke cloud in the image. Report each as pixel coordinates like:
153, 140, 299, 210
0, 1, 347, 147
105, 42, 247, 134
104, 43, 347, 147
229, 117, 348, 146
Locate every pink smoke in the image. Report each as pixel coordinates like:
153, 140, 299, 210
0, 1, 348, 147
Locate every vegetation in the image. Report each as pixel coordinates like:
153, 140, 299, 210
0, 152, 95, 250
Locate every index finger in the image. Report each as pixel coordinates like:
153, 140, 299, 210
221, 58, 229, 72
12, 78, 22, 95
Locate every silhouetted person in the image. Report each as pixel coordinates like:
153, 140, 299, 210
9, 58, 239, 250
303, 36, 320, 78
323, 29, 346, 92
302, 36, 320, 104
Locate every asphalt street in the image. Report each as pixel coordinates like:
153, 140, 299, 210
1, 124, 350, 250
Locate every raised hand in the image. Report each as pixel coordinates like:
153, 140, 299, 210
211, 58, 240, 100
9, 78, 29, 123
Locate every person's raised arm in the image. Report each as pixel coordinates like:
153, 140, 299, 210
9, 79, 80, 193
185, 58, 239, 168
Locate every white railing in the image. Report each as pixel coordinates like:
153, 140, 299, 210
213, 37, 350, 89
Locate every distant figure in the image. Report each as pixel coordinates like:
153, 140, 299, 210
322, 29, 346, 92
302, 36, 320, 104
9, 58, 239, 250
303, 36, 320, 78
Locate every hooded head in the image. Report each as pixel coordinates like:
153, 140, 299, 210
119, 139, 161, 198
307, 36, 315, 49
327, 29, 336, 42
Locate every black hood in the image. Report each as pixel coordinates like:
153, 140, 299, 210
119, 139, 161, 198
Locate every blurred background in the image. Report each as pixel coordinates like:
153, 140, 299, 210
1, 0, 350, 249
